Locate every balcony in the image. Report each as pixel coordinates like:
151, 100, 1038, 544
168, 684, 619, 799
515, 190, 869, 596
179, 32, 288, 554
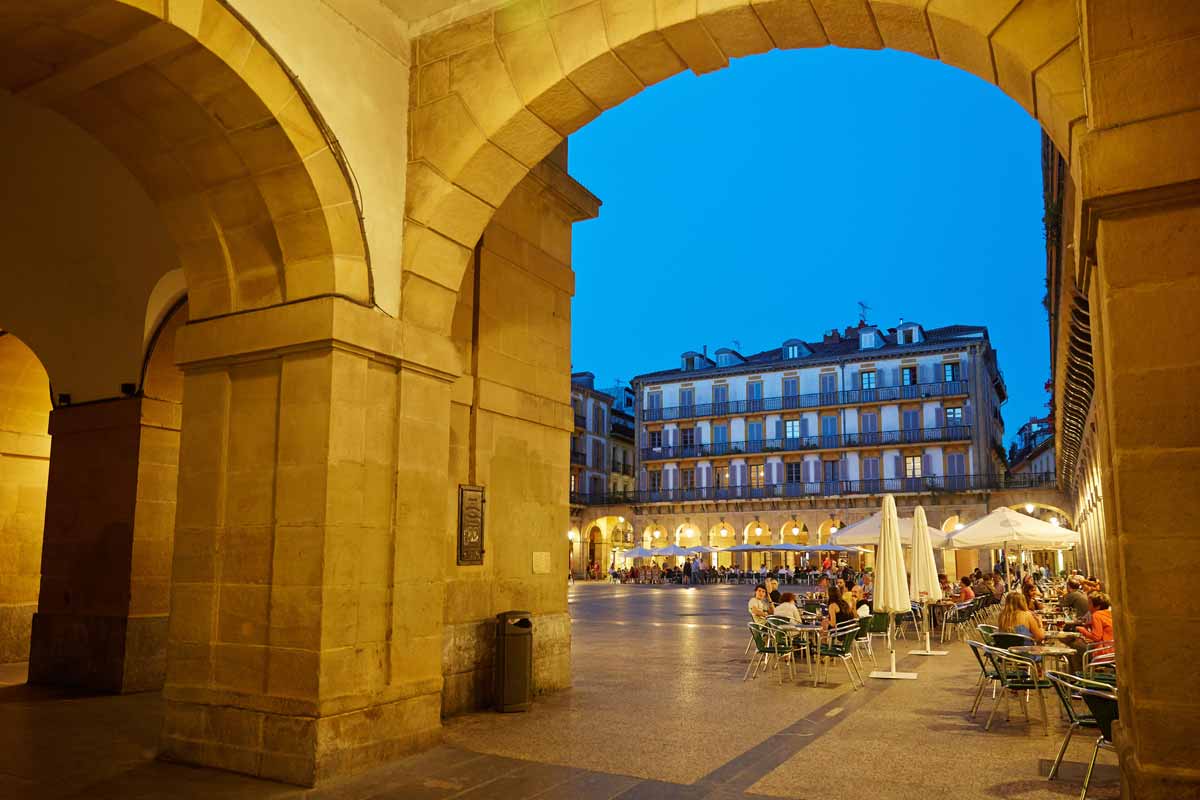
640, 425, 972, 461
574, 412, 586, 428
611, 421, 635, 440
571, 471, 1056, 505
643, 379, 969, 422
570, 450, 586, 465
611, 463, 633, 476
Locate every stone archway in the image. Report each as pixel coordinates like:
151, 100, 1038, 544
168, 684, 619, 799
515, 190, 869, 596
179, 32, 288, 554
405, 0, 1085, 337
0, 333, 51, 665
0, 0, 371, 320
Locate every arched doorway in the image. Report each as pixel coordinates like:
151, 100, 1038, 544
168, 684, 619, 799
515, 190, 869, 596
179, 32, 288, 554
0, 332, 51, 666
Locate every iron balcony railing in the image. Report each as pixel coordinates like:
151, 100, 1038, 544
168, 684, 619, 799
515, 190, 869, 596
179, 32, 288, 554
570, 450, 586, 465
642, 379, 969, 422
641, 425, 972, 461
568, 471, 1057, 506
611, 463, 633, 476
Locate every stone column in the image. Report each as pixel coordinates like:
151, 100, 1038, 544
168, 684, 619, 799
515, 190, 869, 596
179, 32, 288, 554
1090, 199, 1200, 799
28, 395, 180, 692
159, 297, 459, 786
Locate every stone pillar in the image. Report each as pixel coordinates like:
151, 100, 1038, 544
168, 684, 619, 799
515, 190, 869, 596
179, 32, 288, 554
28, 395, 180, 692
1090, 200, 1200, 799
159, 297, 459, 786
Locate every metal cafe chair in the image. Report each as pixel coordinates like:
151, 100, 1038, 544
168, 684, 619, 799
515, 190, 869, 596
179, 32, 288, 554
1076, 684, 1119, 799
980, 644, 1052, 735
1045, 671, 1111, 783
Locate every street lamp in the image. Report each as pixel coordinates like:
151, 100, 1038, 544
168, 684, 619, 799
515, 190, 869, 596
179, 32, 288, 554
618, 516, 625, 523
1049, 517, 1060, 527
1025, 503, 1035, 513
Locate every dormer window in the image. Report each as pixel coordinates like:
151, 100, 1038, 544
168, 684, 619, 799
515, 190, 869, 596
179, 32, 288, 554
860, 331, 875, 349
717, 353, 735, 367
784, 344, 800, 359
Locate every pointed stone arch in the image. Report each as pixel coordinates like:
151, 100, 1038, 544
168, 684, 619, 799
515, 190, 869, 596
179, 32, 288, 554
406, 0, 1087, 335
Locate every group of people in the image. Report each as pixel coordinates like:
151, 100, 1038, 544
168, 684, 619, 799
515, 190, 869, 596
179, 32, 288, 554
747, 573, 874, 632
610, 558, 857, 586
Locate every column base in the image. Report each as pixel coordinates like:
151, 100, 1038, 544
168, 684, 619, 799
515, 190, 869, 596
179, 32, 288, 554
0, 603, 35, 663
161, 694, 443, 786
28, 612, 167, 692
1117, 722, 1200, 799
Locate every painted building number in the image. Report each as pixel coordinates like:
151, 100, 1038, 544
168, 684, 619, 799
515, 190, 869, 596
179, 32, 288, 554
458, 485, 485, 565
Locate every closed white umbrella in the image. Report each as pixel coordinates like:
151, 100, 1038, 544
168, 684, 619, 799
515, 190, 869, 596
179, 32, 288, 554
869, 495, 917, 680
908, 505, 947, 657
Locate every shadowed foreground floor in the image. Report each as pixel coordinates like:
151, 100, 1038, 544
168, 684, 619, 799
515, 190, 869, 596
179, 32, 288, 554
0, 584, 1118, 798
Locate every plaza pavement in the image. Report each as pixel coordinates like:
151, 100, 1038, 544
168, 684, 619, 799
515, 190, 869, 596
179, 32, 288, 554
0, 582, 1118, 798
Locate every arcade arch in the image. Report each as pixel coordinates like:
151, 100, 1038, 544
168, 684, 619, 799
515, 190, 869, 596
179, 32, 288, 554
0, 333, 51, 665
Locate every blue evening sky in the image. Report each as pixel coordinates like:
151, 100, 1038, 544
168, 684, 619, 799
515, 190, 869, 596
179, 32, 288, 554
567, 47, 1049, 447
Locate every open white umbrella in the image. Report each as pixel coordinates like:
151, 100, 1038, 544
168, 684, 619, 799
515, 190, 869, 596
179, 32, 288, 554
948, 507, 1080, 581
869, 495, 917, 680
725, 543, 767, 552
831, 511, 950, 548
652, 544, 692, 557
620, 546, 654, 559
908, 505, 947, 657
686, 545, 716, 554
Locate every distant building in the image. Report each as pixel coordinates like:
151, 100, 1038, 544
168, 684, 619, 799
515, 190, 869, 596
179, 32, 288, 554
628, 320, 1007, 501
570, 374, 636, 499
1009, 416, 1055, 477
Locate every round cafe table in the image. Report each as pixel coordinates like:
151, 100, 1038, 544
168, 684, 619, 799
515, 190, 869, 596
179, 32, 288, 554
1009, 644, 1077, 712
781, 623, 823, 686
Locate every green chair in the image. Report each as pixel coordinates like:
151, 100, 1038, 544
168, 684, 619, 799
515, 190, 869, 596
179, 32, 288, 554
980, 643, 1052, 735
765, 617, 811, 681
1045, 671, 1110, 782
993, 631, 1037, 650
817, 620, 864, 689
1077, 684, 1119, 799
744, 622, 784, 681
976, 624, 998, 645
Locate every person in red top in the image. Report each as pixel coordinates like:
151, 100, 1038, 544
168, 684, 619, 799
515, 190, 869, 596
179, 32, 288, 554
958, 576, 975, 601
1068, 591, 1114, 672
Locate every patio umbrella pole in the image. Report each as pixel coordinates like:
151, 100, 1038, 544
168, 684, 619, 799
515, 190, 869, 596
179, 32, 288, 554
909, 600, 948, 657
869, 612, 918, 680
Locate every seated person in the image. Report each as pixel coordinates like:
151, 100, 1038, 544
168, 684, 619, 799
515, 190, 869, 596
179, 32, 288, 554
1021, 575, 1043, 611
772, 592, 803, 623
1066, 591, 1115, 672
957, 576, 975, 601
748, 584, 772, 621
937, 573, 952, 596
823, 586, 857, 631
766, 577, 782, 604
1060, 577, 1090, 619
997, 591, 1044, 643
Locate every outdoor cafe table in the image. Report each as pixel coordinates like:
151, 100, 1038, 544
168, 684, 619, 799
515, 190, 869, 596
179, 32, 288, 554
780, 623, 823, 686
1009, 643, 1077, 713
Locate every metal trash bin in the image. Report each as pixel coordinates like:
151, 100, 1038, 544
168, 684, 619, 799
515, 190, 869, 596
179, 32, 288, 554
494, 610, 533, 712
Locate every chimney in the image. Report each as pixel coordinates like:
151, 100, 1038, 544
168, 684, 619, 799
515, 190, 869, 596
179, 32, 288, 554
702, 344, 707, 356
823, 329, 841, 344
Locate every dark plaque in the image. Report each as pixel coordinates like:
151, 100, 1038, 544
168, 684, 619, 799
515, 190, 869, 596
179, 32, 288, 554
457, 485, 485, 565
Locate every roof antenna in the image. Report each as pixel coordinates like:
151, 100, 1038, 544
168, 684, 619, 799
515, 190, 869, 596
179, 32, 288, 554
857, 301, 870, 324
732, 339, 741, 352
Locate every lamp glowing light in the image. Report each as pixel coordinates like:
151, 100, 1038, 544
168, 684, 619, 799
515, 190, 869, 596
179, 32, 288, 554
830, 526, 839, 534
1025, 503, 1035, 513
954, 523, 964, 531
618, 516, 625, 523
792, 526, 800, 535
755, 526, 763, 536
1049, 517, 1060, 527
653, 531, 661, 539
720, 530, 728, 538
567, 531, 575, 540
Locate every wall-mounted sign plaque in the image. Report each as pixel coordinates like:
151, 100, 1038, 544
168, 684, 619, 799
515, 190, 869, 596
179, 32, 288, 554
457, 484, 485, 565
